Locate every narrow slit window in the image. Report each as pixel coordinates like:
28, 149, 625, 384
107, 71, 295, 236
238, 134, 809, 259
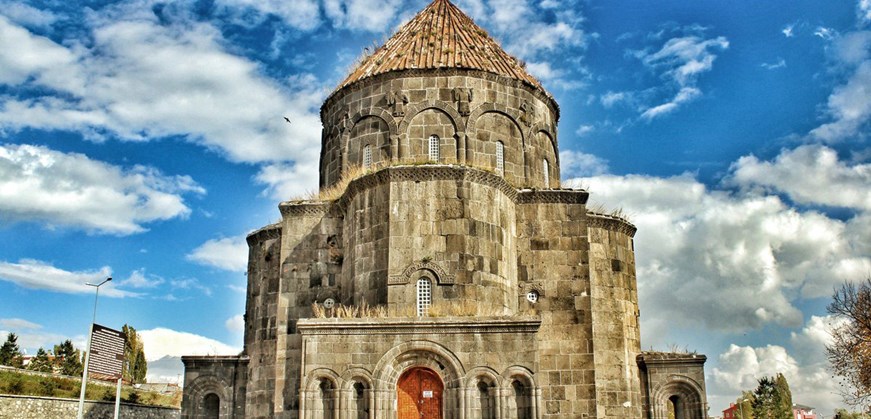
496, 141, 504, 175
363, 144, 372, 169
416, 278, 432, 316
543, 159, 550, 188
428, 135, 440, 161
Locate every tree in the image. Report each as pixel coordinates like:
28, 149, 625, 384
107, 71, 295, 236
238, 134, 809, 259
0, 333, 23, 368
752, 375, 792, 419
774, 373, 793, 418
828, 279, 871, 411
53, 339, 83, 376
835, 408, 871, 419
122, 324, 147, 384
27, 347, 53, 373
734, 391, 755, 419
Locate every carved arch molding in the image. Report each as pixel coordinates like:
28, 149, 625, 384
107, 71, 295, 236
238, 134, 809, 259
388, 261, 455, 286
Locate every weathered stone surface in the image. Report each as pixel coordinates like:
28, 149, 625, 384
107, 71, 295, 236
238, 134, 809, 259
181, 1, 707, 418
0, 395, 179, 419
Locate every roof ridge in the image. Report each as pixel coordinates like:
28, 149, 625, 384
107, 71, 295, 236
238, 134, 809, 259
334, 0, 543, 91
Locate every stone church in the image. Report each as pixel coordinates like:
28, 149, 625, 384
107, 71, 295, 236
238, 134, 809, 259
181, 0, 709, 418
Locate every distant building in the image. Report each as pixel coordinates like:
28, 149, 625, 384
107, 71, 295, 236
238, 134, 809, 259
793, 404, 817, 419
723, 402, 745, 419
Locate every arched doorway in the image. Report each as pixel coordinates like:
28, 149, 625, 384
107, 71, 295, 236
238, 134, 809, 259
202, 393, 220, 419
397, 367, 443, 419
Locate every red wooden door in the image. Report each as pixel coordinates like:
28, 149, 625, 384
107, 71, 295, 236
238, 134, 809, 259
397, 367, 443, 419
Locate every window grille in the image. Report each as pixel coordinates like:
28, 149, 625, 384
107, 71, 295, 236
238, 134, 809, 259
363, 144, 372, 169
428, 135, 440, 161
496, 141, 504, 175
416, 278, 432, 316
543, 159, 550, 188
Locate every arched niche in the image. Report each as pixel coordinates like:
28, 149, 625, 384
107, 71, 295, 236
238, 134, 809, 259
651, 376, 706, 419
470, 111, 524, 185
403, 108, 458, 163
347, 115, 391, 171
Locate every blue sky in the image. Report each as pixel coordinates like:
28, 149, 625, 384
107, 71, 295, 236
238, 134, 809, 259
1, 0, 869, 414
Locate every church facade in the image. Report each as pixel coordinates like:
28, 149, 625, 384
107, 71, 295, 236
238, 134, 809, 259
181, 1, 708, 418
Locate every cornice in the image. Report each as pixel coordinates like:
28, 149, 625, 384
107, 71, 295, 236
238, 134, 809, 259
297, 316, 541, 336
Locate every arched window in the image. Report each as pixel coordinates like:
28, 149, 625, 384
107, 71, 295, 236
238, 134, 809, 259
314, 379, 335, 419
428, 135, 440, 161
511, 379, 533, 419
496, 141, 504, 175
362, 144, 372, 169
477, 380, 496, 419
416, 278, 432, 316
542, 159, 550, 188
351, 381, 370, 419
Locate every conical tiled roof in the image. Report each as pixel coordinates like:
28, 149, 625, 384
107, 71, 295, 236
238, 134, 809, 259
336, 0, 543, 91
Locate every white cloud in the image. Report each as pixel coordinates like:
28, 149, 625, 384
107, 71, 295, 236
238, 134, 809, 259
139, 328, 239, 361
0, 16, 325, 166
0, 259, 136, 297
225, 315, 244, 333
0, 2, 59, 28
575, 125, 594, 137
862, 0, 871, 24
833, 31, 871, 65
636, 34, 728, 119
186, 236, 249, 272
761, 58, 786, 70
0, 318, 42, 330
0, 327, 84, 355
729, 145, 871, 212
120, 269, 166, 289
255, 159, 321, 200
600, 91, 630, 108
710, 343, 841, 414
814, 26, 837, 40
810, 61, 871, 142
782, 23, 795, 38
215, 0, 321, 31
572, 171, 871, 333
323, 0, 405, 32
0, 144, 203, 235
559, 150, 608, 177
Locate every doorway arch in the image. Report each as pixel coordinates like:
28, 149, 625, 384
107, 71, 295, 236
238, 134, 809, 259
397, 367, 443, 419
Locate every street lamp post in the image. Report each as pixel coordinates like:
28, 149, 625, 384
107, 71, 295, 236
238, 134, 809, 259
77, 277, 112, 419
738, 398, 748, 419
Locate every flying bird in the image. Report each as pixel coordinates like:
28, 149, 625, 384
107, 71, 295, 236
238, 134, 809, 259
283, 117, 291, 124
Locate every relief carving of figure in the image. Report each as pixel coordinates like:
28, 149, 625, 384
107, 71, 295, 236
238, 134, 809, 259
519, 100, 534, 127
339, 106, 351, 132
452, 87, 473, 116
386, 90, 409, 117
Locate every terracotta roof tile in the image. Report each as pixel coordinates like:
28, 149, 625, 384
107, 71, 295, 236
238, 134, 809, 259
336, 0, 543, 91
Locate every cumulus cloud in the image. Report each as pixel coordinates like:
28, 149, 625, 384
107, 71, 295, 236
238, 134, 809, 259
0, 144, 203, 234
255, 158, 321, 200
186, 236, 249, 272
225, 315, 245, 333
323, 0, 405, 32
810, 31, 871, 142
120, 269, 166, 289
139, 327, 239, 361
862, 0, 871, 24
0, 15, 324, 165
0, 318, 42, 330
729, 145, 871, 211
782, 23, 795, 38
635, 34, 729, 119
0, 2, 59, 28
710, 343, 841, 414
559, 150, 608, 177
573, 171, 871, 333
214, 0, 321, 31
0, 259, 136, 297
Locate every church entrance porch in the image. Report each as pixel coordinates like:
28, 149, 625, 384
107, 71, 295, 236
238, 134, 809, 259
398, 367, 444, 419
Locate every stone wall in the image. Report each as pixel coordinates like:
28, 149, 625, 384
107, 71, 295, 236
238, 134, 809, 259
588, 213, 642, 418
637, 353, 708, 419
181, 355, 247, 419
0, 394, 179, 419
318, 70, 560, 189
296, 317, 541, 419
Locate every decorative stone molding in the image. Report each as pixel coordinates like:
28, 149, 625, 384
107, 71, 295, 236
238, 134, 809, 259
586, 211, 637, 237
246, 223, 282, 245
278, 201, 330, 217
320, 68, 560, 124
389, 261, 455, 286
349, 108, 399, 137
465, 104, 526, 148
297, 317, 541, 336
398, 100, 462, 134
516, 189, 589, 204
